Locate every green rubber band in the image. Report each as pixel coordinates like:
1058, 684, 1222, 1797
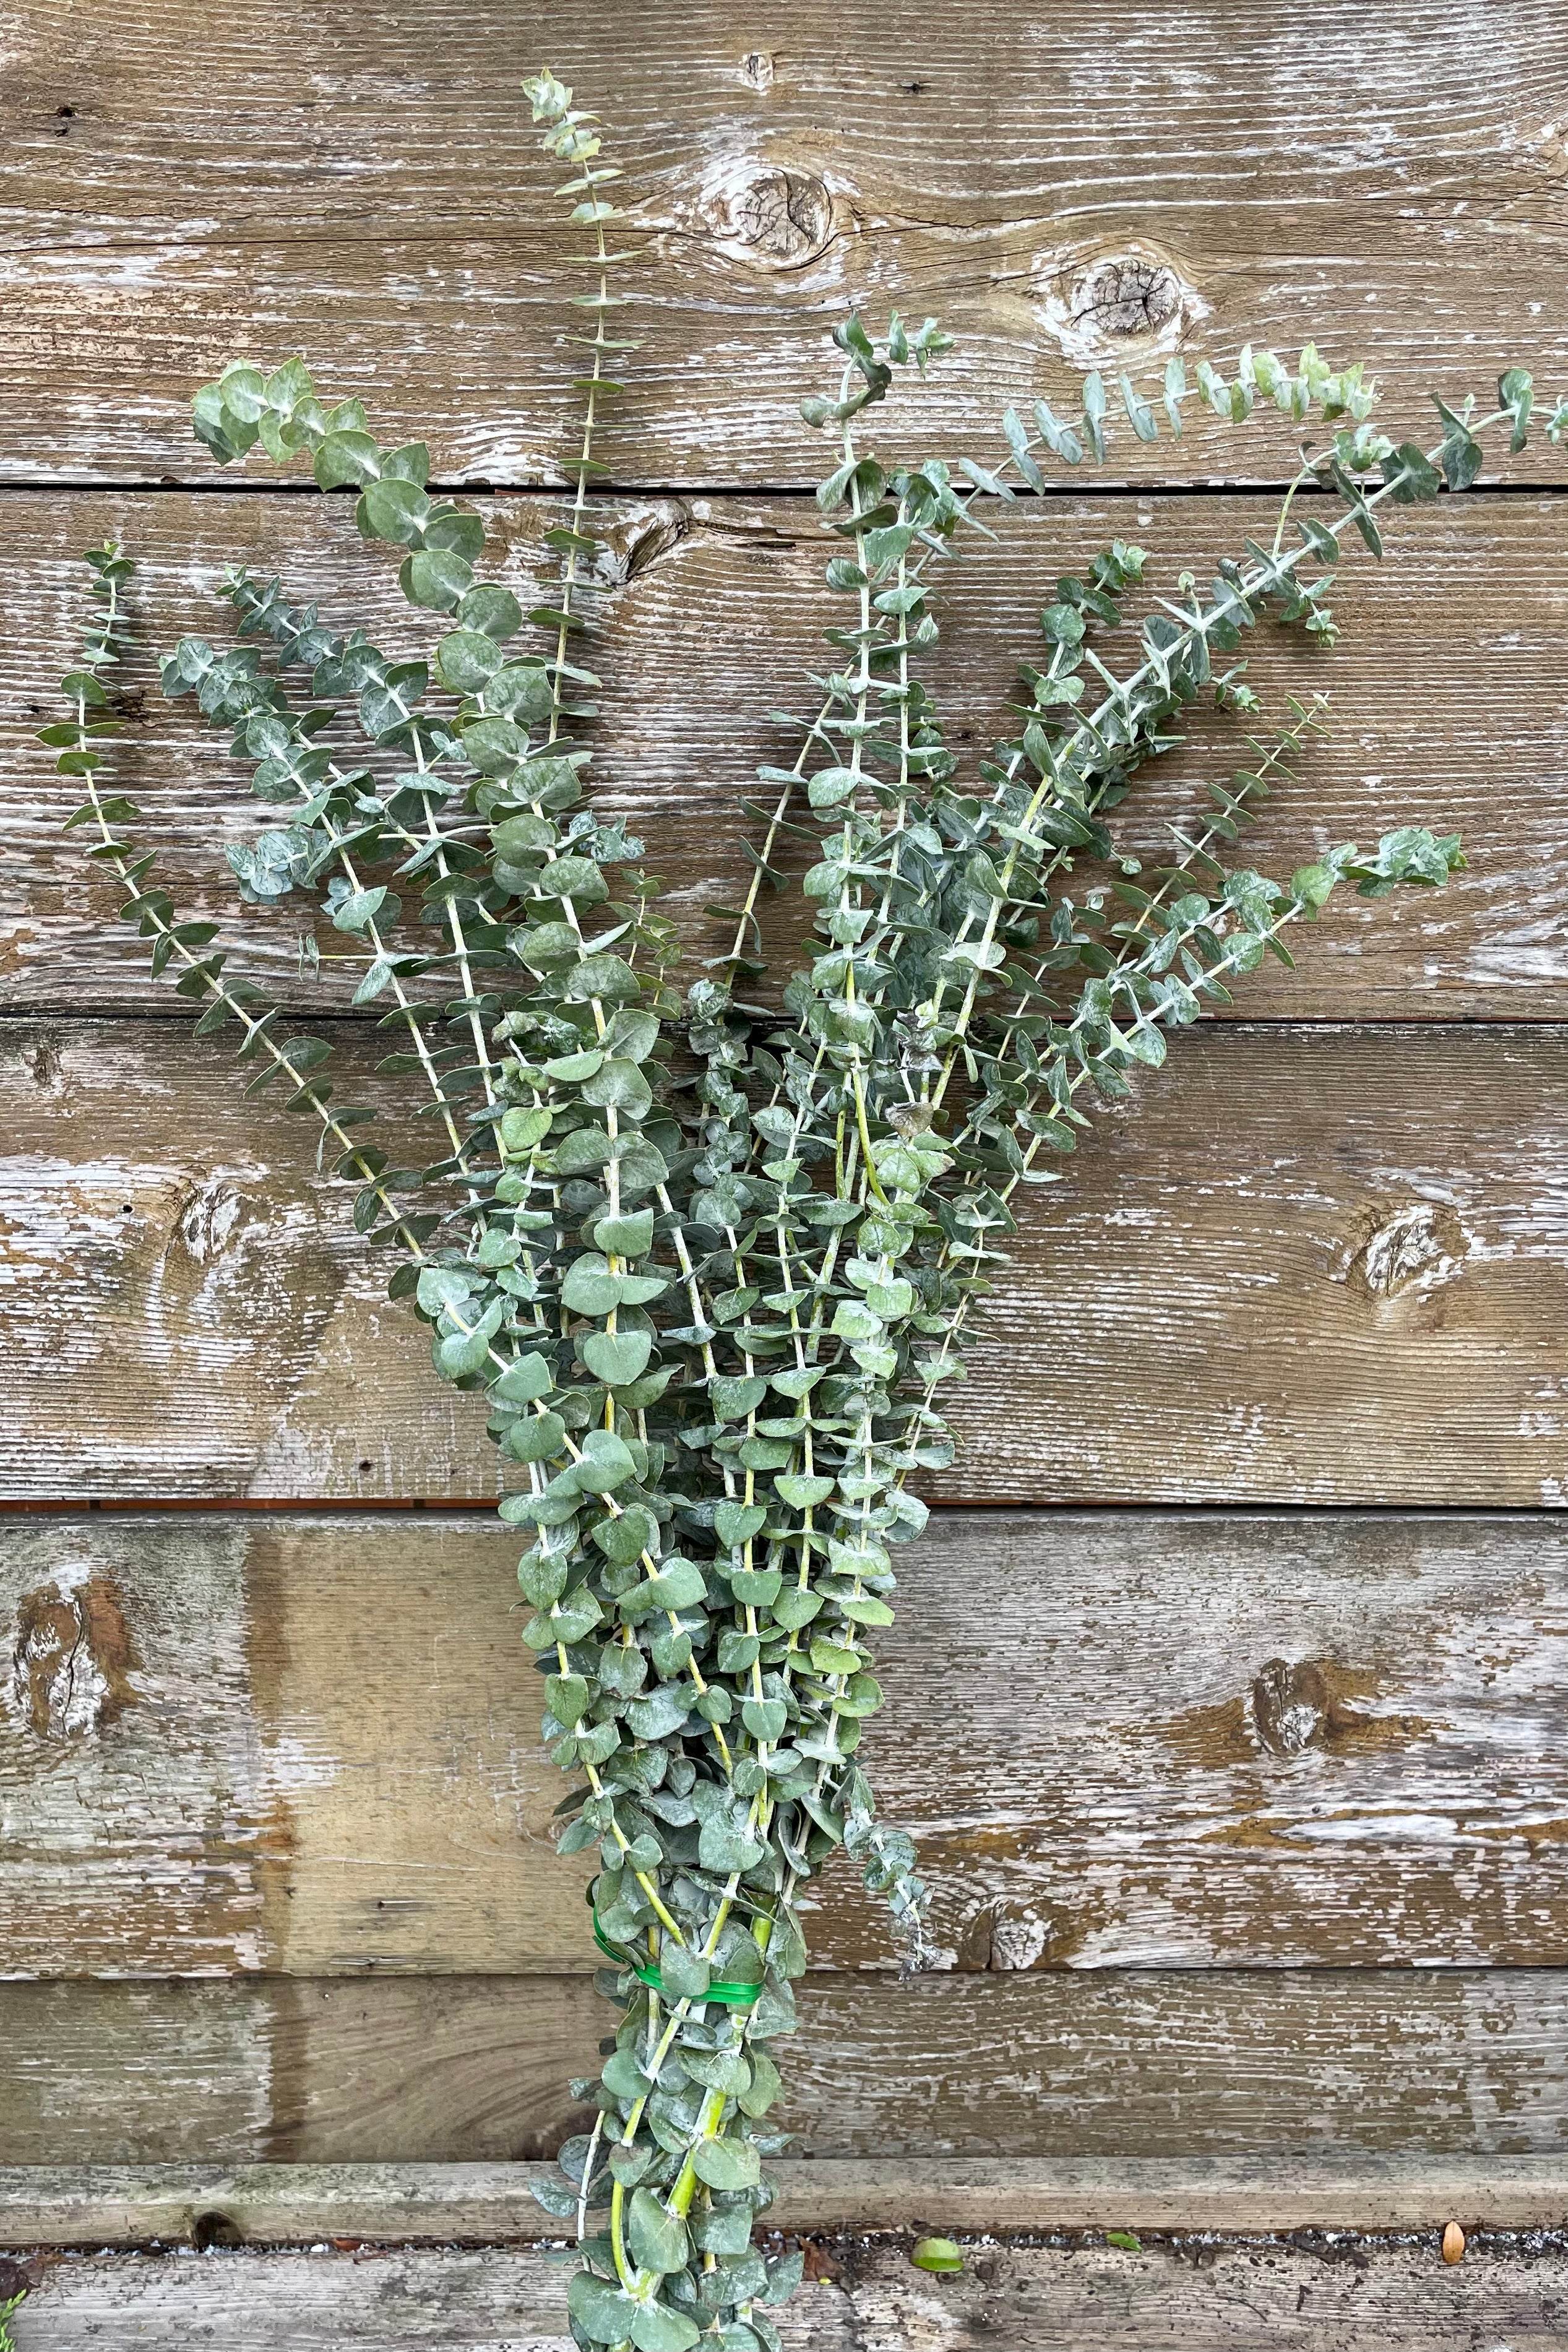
591, 1913, 763, 2009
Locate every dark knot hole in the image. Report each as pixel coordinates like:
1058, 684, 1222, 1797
192, 2210, 244, 2249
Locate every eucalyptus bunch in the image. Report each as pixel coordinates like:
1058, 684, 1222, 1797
46, 69, 1567, 2352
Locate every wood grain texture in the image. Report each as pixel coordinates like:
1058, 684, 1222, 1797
2, 1, 1566, 488
5, 1971, 1568, 2164
5, 0, 1566, 2278
5, 1021, 1568, 1505
9, 2155, 1568, 2241
10, 2238, 1568, 2351
970, 1020, 1568, 1507
4, 1512, 1567, 1974
6, 489, 1568, 1017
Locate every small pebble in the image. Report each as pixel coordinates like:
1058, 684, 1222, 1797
1442, 2221, 1465, 2265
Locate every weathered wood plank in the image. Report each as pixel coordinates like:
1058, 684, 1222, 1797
9, 2237, 1568, 2352
7, 2155, 1568, 2243
5, 1971, 1568, 2165
4, 1512, 1567, 1973
7, 490, 1568, 1017
971, 1021, 1568, 1507
0, 1512, 588, 1977
4, 1022, 1568, 1504
3, 1, 1566, 488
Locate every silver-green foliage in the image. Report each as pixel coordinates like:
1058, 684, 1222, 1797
47, 69, 1567, 2352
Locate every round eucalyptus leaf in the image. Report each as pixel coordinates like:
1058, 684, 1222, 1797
627, 2186, 690, 2277
435, 627, 503, 692
691, 2137, 761, 2192
457, 582, 523, 640
580, 1328, 653, 1386
593, 1207, 655, 1257
356, 475, 428, 545
571, 1428, 637, 1493
402, 546, 475, 614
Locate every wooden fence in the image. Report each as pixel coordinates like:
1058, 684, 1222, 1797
4, 0, 1568, 2340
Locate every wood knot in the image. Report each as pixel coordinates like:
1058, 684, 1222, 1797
1251, 1657, 1334, 1757
171, 1176, 246, 1267
988, 1908, 1050, 1970
1032, 243, 1205, 369
1073, 255, 1182, 340
1248, 1657, 1424, 1761
6, 1574, 141, 1742
590, 499, 691, 589
702, 163, 837, 269
1347, 1202, 1471, 1299
738, 50, 775, 91
1531, 122, 1568, 186
28, 1036, 63, 1090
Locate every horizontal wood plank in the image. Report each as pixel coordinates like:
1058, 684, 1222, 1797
9, 2155, 1568, 2243
3, 1, 1566, 488
9, 2236, 1568, 2351
4, 1971, 1568, 2165
6, 490, 1568, 1017
4, 1022, 1568, 1505
3, 1511, 1567, 1973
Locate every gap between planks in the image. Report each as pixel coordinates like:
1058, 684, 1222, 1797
11, 1009, 1568, 1027
12, 478, 1568, 502
13, 2236, 1568, 2352
3, 2159, 1566, 2246
15, 1497, 1568, 1514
